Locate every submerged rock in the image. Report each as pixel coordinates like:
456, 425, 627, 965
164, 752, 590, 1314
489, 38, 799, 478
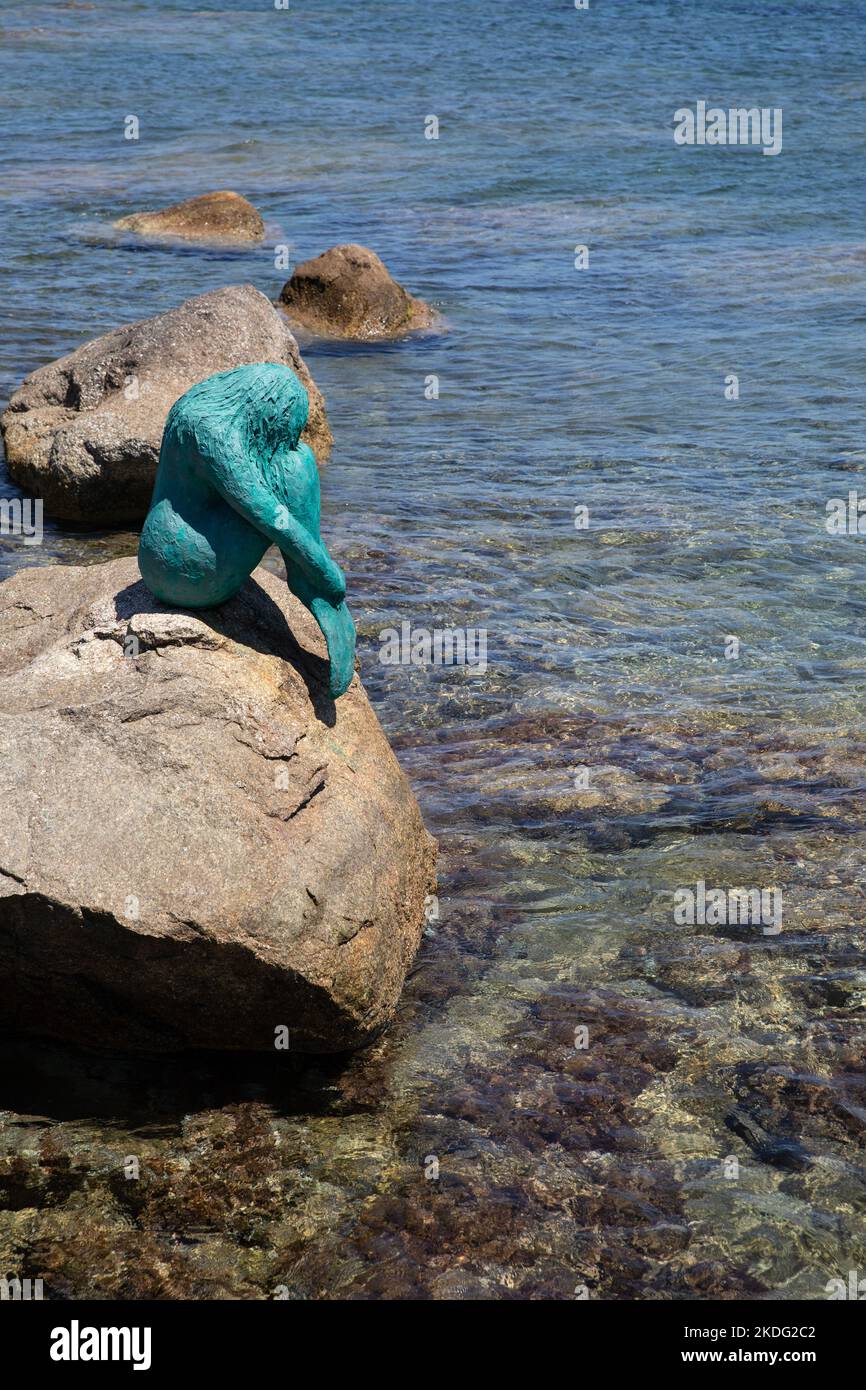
278, 243, 436, 339
724, 1106, 812, 1172
114, 190, 264, 243
0, 557, 436, 1053
1, 285, 332, 524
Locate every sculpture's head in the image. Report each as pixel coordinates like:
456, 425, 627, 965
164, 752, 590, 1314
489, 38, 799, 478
166, 361, 310, 462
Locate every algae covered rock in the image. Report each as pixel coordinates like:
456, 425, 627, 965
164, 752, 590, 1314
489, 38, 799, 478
279, 243, 436, 339
115, 190, 264, 243
0, 556, 436, 1053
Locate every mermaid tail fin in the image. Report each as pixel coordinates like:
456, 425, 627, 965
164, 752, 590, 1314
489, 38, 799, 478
280, 544, 355, 699
310, 596, 356, 697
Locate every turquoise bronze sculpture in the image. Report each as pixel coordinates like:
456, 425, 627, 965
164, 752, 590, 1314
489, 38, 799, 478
139, 362, 355, 697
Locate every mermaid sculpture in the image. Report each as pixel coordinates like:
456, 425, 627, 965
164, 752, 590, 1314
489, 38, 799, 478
138, 362, 355, 697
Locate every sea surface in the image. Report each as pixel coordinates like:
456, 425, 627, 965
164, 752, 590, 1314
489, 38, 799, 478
1, 0, 865, 1299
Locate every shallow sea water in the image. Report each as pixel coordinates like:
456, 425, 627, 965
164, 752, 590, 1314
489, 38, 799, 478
1, 0, 865, 1298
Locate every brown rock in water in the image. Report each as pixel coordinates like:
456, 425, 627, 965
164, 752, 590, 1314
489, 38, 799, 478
279, 243, 436, 339
114, 191, 264, 243
0, 557, 436, 1054
1, 286, 332, 524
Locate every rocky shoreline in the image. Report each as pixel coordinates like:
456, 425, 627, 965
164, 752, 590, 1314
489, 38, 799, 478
0, 704, 863, 1299
1, 163, 862, 1307
0, 198, 444, 1056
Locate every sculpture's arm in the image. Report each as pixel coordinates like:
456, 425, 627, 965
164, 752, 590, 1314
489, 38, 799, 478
208, 450, 345, 602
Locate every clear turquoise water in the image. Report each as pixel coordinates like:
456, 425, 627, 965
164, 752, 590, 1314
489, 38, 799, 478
1, 0, 866, 1300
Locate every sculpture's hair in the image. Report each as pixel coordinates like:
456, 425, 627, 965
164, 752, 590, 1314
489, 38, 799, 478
163, 362, 309, 473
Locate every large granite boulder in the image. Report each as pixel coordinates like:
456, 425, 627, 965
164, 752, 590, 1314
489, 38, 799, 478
0, 286, 332, 525
115, 190, 264, 243
279, 243, 436, 339
0, 557, 436, 1054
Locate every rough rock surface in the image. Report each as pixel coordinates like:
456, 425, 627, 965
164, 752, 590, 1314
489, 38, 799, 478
114, 190, 264, 243
1, 286, 332, 524
279, 243, 436, 339
0, 557, 436, 1053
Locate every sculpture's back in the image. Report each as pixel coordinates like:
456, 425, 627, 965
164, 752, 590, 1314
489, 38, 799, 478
139, 363, 355, 697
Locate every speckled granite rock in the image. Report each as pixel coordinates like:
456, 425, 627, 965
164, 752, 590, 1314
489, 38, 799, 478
0, 286, 332, 524
0, 556, 436, 1053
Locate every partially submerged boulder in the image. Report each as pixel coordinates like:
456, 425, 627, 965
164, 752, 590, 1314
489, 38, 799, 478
1, 286, 331, 524
0, 556, 436, 1054
114, 190, 264, 243
279, 243, 436, 339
